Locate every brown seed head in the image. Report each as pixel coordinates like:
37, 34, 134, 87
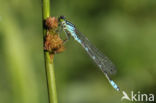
44, 33, 64, 54
45, 17, 58, 29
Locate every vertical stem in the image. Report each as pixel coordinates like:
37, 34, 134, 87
42, 0, 58, 103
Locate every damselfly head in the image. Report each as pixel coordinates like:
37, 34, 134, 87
59, 16, 66, 22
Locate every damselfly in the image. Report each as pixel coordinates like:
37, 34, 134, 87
59, 16, 120, 91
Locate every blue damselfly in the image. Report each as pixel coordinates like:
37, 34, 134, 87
59, 16, 120, 91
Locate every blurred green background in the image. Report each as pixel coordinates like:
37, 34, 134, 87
0, 0, 156, 103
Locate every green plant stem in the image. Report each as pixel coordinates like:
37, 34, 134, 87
42, 0, 58, 103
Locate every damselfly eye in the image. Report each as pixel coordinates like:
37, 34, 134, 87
60, 16, 65, 19
59, 16, 65, 21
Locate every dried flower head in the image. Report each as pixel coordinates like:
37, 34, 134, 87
44, 32, 64, 54
45, 17, 58, 29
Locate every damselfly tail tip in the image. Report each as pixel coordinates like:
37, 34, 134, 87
110, 80, 120, 91
105, 73, 120, 91
116, 87, 120, 91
